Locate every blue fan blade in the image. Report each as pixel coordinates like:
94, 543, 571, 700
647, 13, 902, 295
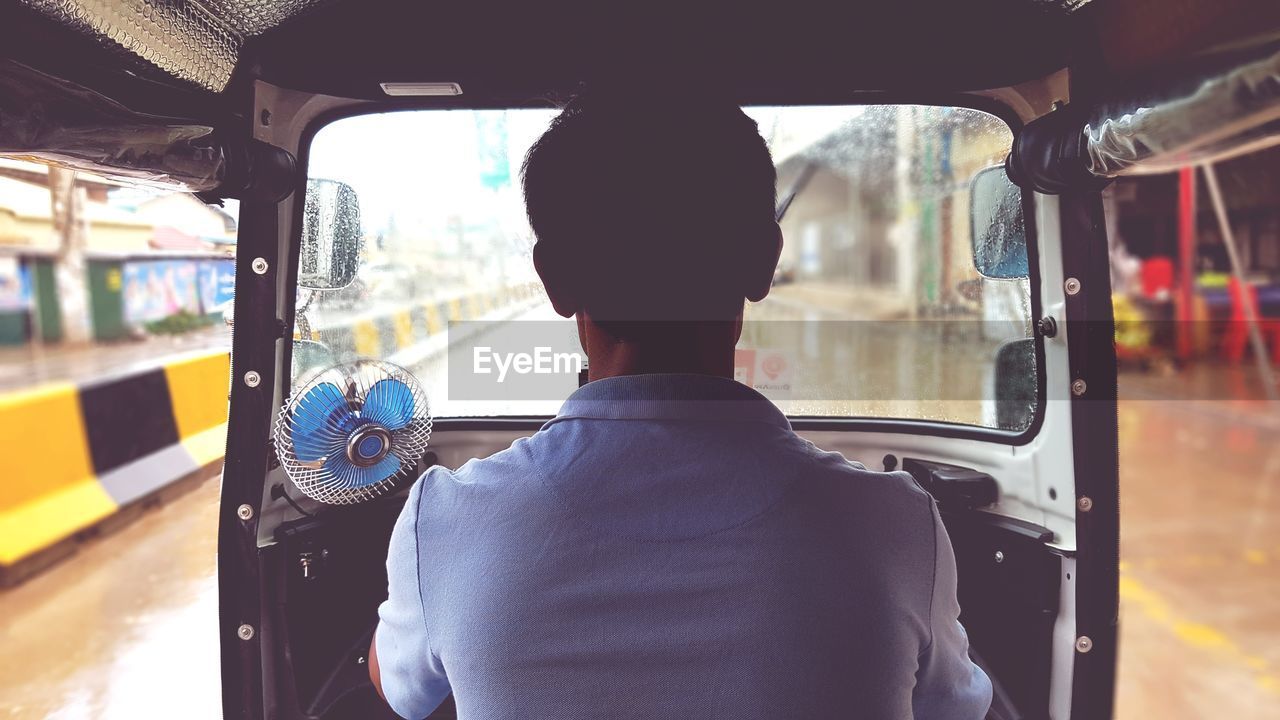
362, 378, 415, 430
323, 451, 402, 488
291, 382, 356, 462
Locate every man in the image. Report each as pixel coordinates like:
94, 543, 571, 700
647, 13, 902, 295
371, 89, 992, 719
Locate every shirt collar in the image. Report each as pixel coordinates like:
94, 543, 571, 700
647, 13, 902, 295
548, 373, 791, 430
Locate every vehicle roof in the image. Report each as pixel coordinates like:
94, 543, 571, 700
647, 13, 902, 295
2, 0, 1080, 111
247, 0, 1073, 103
2, 1, 1277, 119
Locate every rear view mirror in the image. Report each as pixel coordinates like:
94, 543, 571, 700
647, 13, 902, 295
300, 178, 363, 290
993, 338, 1036, 431
969, 165, 1028, 279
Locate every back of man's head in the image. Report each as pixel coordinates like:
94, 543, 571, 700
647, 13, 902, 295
522, 87, 779, 335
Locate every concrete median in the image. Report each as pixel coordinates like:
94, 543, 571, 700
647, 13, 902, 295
0, 284, 542, 584
304, 283, 542, 362
0, 349, 229, 584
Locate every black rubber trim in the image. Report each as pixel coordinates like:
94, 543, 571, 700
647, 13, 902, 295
1007, 103, 1113, 195
416, 412, 1034, 444
1060, 190, 1120, 720
976, 512, 1055, 543
219, 199, 281, 720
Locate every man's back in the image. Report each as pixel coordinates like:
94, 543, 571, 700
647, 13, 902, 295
375, 374, 991, 719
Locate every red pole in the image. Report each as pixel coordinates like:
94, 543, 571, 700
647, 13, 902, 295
1177, 166, 1196, 360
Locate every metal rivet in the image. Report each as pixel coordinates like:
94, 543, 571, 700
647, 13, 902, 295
1077, 496, 1093, 512
1075, 636, 1093, 653
994, 550, 1005, 563
236, 504, 254, 521
237, 624, 255, 641
1071, 379, 1088, 396
244, 370, 261, 388
251, 257, 269, 275
1064, 277, 1082, 295
1037, 316, 1058, 338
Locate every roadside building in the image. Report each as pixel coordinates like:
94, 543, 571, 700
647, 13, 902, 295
0, 159, 236, 344
770, 106, 1012, 320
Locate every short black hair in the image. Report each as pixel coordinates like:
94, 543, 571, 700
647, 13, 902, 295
522, 87, 777, 328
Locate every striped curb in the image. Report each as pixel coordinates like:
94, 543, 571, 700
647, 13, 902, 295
0, 350, 230, 581
301, 282, 542, 359
0, 284, 543, 582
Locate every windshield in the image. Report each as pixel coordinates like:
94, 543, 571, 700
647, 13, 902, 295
302, 104, 1035, 431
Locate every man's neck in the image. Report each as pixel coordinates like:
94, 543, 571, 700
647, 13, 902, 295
579, 316, 740, 382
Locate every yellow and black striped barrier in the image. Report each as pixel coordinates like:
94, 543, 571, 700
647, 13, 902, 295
0, 284, 543, 582
0, 350, 229, 584
300, 282, 542, 358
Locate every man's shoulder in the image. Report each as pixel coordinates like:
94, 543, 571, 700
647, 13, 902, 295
765, 436, 933, 523
414, 434, 543, 501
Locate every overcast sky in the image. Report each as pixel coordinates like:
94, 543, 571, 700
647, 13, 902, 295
304, 106, 872, 237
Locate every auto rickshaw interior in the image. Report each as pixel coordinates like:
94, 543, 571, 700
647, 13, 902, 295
3, 1, 1278, 719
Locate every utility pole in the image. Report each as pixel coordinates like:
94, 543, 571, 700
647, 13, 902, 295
49, 166, 92, 343
1203, 163, 1279, 402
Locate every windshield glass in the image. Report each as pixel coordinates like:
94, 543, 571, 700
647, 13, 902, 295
302, 104, 1035, 431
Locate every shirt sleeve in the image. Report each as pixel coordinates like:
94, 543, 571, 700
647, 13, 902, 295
912, 500, 993, 720
375, 475, 452, 719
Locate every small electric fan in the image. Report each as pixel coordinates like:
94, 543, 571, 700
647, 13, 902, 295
274, 359, 432, 505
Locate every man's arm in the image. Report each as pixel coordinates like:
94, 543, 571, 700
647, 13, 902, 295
371, 476, 452, 719
369, 629, 386, 702
912, 501, 993, 719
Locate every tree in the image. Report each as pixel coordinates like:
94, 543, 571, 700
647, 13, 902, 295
48, 166, 92, 343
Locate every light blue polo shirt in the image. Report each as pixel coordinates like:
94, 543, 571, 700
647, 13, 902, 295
376, 373, 991, 719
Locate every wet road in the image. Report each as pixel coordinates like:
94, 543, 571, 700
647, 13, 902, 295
0, 371, 1277, 718
0, 472, 222, 718
1112, 369, 1280, 719
0, 327, 231, 392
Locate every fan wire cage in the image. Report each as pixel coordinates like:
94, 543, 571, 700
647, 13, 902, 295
274, 359, 432, 505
